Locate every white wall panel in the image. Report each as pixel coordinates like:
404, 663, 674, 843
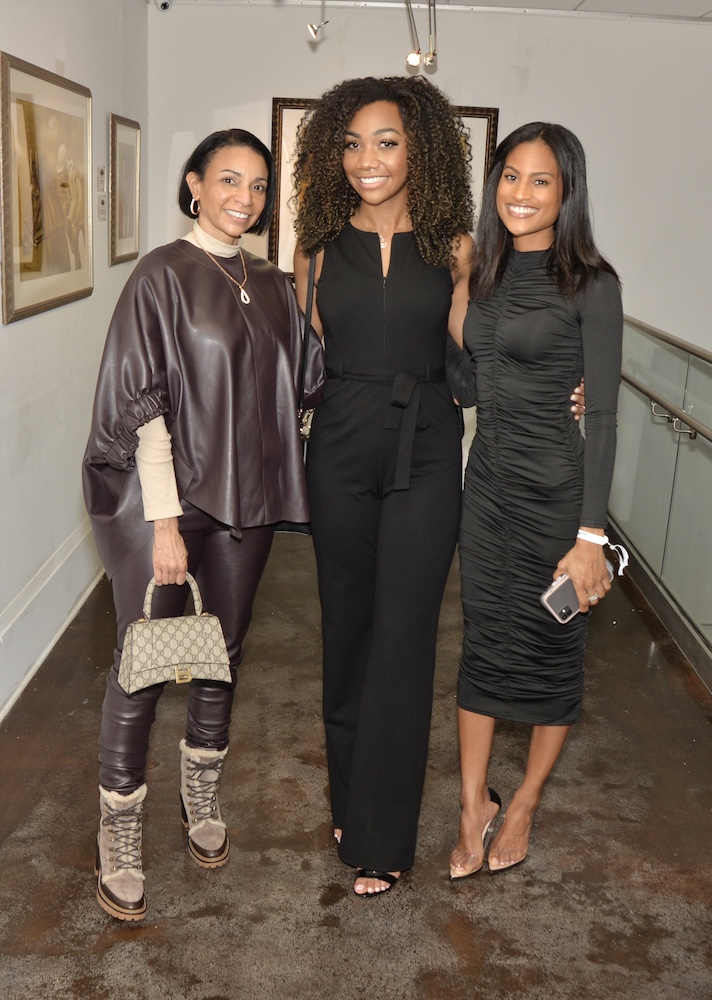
0, 0, 149, 717
147, 6, 712, 348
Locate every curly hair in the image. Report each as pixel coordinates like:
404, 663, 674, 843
292, 76, 473, 268
470, 122, 618, 300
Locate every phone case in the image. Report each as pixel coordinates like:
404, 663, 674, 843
540, 575, 580, 623
540, 560, 615, 624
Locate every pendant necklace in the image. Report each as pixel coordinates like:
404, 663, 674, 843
378, 235, 388, 249
201, 245, 250, 304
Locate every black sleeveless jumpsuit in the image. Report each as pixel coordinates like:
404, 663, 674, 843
307, 224, 463, 872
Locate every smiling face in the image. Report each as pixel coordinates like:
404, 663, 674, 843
495, 139, 564, 251
187, 145, 268, 245
341, 101, 409, 209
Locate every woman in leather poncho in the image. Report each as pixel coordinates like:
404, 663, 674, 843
83, 129, 322, 921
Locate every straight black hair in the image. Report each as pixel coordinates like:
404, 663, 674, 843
470, 122, 618, 300
177, 128, 276, 236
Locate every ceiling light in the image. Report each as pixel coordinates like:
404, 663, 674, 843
424, 0, 437, 67
308, 0, 328, 38
404, 0, 421, 68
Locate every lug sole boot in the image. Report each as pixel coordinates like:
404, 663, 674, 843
179, 740, 230, 868
95, 784, 147, 921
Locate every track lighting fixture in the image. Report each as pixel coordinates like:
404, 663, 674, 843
307, 0, 328, 39
424, 0, 437, 67
404, 0, 421, 68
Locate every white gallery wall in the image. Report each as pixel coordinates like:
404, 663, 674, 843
147, 4, 712, 348
0, 1, 710, 720
0, 0, 148, 717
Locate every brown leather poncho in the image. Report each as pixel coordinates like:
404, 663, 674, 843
83, 239, 323, 578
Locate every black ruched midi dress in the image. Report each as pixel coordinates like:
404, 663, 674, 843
307, 224, 463, 872
458, 250, 622, 726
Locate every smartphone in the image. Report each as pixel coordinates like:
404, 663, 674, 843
540, 560, 615, 624
540, 575, 580, 623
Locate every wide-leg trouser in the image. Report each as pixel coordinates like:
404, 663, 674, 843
307, 380, 462, 872
98, 502, 274, 792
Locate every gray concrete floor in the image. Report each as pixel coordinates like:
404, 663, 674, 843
1, 534, 711, 1000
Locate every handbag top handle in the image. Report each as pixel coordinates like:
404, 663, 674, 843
142, 573, 202, 620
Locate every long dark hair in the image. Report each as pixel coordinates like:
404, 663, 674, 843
177, 128, 276, 236
293, 76, 473, 268
470, 122, 618, 300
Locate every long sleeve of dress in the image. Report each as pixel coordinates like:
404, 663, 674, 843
445, 333, 477, 408
578, 271, 623, 528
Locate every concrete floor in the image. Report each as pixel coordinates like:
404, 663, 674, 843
1, 534, 711, 1000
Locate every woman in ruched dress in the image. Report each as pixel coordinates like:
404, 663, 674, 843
292, 76, 475, 896
449, 123, 622, 878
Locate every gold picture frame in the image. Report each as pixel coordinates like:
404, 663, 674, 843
109, 113, 140, 266
268, 97, 499, 278
0, 52, 92, 323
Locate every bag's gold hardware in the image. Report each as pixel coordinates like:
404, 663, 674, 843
175, 665, 192, 684
298, 407, 314, 441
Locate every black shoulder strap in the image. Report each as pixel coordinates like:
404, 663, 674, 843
297, 254, 317, 409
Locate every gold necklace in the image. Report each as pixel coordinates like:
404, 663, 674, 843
200, 245, 250, 304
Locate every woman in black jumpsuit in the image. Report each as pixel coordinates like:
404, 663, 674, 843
293, 77, 474, 895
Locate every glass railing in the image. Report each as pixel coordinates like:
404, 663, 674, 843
608, 317, 712, 673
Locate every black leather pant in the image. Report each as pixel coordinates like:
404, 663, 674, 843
99, 503, 274, 792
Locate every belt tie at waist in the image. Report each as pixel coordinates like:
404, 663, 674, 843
324, 367, 446, 490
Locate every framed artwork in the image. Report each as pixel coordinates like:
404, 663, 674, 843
268, 97, 499, 277
268, 98, 317, 277
0, 52, 92, 324
109, 113, 140, 265
455, 105, 500, 222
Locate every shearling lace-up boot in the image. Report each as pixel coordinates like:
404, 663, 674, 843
179, 739, 230, 868
95, 784, 147, 921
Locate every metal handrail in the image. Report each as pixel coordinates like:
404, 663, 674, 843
621, 315, 712, 445
624, 314, 712, 367
620, 373, 712, 445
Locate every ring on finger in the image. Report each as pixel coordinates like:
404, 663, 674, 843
587, 592, 599, 602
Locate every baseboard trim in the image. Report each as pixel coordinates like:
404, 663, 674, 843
0, 521, 104, 722
609, 521, 712, 695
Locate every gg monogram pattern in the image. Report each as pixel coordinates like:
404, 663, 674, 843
118, 574, 231, 694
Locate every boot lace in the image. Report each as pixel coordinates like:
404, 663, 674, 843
185, 755, 224, 823
103, 801, 143, 872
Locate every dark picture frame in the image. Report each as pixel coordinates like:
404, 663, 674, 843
268, 97, 499, 277
0, 52, 92, 323
268, 98, 317, 277
109, 113, 140, 265
456, 105, 500, 219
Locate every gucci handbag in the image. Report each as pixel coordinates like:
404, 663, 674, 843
118, 573, 231, 694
